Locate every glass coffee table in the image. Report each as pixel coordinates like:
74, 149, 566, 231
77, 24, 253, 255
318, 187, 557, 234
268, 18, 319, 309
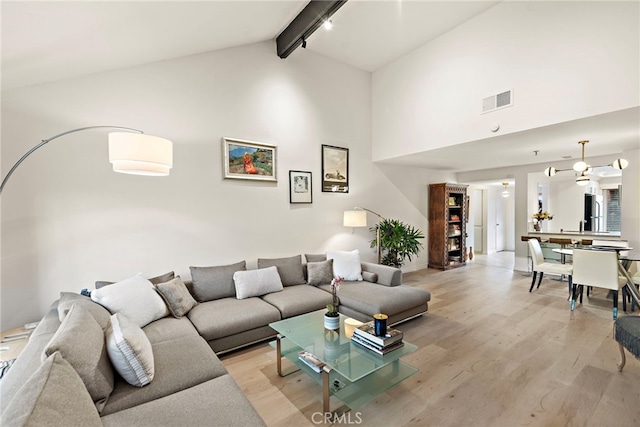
269, 310, 418, 417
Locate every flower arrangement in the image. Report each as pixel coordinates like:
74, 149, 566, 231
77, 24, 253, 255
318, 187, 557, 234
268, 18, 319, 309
533, 211, 554, 221
326, 276, 344, 317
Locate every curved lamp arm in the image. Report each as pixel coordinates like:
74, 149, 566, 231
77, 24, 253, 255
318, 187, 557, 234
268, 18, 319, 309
1, 126, 142, 195
353, 206, 385, 220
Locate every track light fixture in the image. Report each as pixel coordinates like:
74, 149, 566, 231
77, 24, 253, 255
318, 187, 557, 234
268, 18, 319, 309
542, 140, 629, 185
323, 18, 333, 30
301, 36, 306, 49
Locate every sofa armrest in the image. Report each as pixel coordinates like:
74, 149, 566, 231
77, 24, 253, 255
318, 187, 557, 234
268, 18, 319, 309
361, 262, 402, 287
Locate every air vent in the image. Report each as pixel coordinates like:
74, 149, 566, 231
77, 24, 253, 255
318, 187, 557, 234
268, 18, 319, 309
482, 90, 513, 114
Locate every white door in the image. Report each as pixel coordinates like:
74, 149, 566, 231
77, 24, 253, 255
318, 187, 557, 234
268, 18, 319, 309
473, 189, 483, 254
496, 192, 506, 252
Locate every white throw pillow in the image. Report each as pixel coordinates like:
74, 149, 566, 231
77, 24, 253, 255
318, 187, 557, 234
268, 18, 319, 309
105, 313, 154, 387
91, 274, 169, 328
327, 250, 363, 281
233, 266, 283, 299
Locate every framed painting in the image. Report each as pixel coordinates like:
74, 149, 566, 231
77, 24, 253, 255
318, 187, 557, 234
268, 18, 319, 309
289, 170, 312, 204
321, 144, 349, 193
222, 137, 277, 182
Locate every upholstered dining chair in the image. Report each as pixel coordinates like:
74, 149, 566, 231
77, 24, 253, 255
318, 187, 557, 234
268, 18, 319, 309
571, 249, 627, 319
528, 238, 573, 295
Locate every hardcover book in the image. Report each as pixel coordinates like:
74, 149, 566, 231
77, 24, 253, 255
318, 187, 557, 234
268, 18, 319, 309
298, 351, 325, 373
353, 322, 403, 346
351, 335, 405, 355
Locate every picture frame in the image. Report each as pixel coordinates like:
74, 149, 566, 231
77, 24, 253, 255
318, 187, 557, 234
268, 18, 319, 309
222, 137, 277, 182
289, 170, 312, 204
321, 144, 349, 193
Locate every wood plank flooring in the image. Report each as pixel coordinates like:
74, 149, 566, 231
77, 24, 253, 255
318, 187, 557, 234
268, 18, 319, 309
220, 259, 640, 426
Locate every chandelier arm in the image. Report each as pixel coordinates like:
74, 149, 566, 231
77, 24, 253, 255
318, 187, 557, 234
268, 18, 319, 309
0, 126, 143, 194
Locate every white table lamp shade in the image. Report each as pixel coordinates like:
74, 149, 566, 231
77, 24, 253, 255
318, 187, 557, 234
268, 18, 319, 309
109, 132, 173, 176
344, 210, 367, 227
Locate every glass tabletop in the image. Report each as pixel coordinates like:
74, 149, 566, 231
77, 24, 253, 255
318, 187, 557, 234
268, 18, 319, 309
269, 310, 417, 382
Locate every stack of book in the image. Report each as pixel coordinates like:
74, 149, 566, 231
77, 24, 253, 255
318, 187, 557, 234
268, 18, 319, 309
351, 322, 404, 355
298, 350, 326, 373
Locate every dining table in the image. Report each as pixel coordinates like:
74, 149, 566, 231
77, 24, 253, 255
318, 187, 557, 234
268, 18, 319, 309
554, 245, 640, 309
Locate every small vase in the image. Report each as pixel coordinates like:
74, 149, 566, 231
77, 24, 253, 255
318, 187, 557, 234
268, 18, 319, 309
534, 223, 541, 231
324, 313, 340, 330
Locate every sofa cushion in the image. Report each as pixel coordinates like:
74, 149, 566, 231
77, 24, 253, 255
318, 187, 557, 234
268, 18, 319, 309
327, 250, 363, 281
362, 271, 379, 283
101, 375, 265, 427
43, 304, 114, 409
307, 259, 334, 286
189, 261, 246, 301
91, 274, 169, 328
261, 285, 333, 319
155, 276, 197, 318
0, 352, 102, 427
234, 267, 283, 299
101, 335, 226, 415
58, 292, 112, 329
257, 255, 306, 286
96, 271, 175, 289
142, 316, 201, 344
188, 298, 281, 341
305, 253, 327, 263
106, 313, 154, 387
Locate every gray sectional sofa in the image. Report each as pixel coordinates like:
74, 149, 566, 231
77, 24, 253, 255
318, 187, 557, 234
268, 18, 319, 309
0, 253, 431, 426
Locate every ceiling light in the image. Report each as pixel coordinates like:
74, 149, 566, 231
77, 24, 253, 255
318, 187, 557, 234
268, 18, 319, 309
501, 182, 510, 198
542, 139, 629, 185
323, 18, 333, 30
612, 158, 629, 170
576, 173, 590, 186
572, 140, 589, 172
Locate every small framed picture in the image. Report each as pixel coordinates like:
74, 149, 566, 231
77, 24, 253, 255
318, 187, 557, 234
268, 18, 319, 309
289, 170, 312, 204
321, 144, 349, 193
222, 137, 277, 182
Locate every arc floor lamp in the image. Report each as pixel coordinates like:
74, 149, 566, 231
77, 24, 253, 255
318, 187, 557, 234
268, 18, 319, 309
0, 126, 173, 194
343, 207, 385, 264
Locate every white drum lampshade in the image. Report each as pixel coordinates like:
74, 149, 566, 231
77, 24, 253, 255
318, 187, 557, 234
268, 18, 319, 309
343, 210, 367, 227
108, 132, 173, 176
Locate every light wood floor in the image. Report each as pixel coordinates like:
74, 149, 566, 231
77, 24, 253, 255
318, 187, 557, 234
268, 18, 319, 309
220, 260, 640, 426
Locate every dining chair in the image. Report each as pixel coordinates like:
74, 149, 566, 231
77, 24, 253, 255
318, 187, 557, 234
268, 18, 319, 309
571, 249, 627, 319
549, 237, 574, 264
614, 315, 640, 372
528, 238, 573, 295
591, 239, 629, 257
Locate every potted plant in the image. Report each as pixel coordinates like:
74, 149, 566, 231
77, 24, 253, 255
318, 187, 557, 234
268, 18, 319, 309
324, 276, 343, 330
370, 218, 425, 267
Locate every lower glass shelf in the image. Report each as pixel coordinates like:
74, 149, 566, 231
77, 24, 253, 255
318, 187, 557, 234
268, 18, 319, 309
270, 338, 418, 411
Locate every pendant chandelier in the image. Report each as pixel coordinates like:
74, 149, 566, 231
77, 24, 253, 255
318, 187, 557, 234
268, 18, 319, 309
543, 140, 628, 186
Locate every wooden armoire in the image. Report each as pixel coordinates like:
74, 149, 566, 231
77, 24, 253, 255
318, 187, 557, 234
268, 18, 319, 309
428, 183, 468, 270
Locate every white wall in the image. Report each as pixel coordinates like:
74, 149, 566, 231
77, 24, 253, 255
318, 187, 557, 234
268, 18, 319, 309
372, 1, 639, 162
1, 41, 438, 330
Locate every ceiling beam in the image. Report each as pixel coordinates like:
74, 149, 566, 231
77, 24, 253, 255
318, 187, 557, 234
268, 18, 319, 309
276, 0, 348, 59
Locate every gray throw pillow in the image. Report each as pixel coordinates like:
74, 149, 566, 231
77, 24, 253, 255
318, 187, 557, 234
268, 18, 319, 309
0, 352, 102, 427
257, 255, 306, 286
43, 304, 114, 410
305, 254, 327, 263
189, 261, 246, 302
95, 271, 175, 289
155, 277, 197, 318
58, 292, 111, 329
307, 259, 334, 286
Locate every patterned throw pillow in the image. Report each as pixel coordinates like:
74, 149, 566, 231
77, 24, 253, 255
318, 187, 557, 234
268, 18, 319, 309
105, 313, 154, 387
155, 277, 197, 318
307, 259, 334, 286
